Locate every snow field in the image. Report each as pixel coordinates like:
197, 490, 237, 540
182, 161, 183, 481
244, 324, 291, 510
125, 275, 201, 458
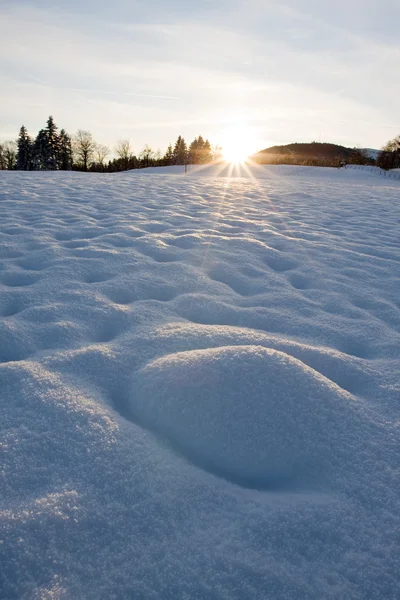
0, 166, 399, 599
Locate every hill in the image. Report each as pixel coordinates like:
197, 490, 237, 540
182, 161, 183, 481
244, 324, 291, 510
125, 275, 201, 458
253, 142, 376, 165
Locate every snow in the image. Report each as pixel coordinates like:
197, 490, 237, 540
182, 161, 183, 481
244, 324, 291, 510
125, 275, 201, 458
1, 166, 399, 599
132, 345, 369, 488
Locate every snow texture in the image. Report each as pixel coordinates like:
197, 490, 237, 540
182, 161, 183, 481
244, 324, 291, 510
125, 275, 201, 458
0, 165, 399, 599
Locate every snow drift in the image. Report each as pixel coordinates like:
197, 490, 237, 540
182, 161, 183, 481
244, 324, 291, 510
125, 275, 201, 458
132, 345, 368, 488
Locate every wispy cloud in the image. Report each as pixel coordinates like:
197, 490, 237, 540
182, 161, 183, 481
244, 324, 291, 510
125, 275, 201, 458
0, 1, 398, 150
22, 76, 180, 100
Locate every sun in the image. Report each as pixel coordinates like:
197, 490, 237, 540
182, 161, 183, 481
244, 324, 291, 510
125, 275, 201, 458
223, 145, 251, 164
220, 125, 259, 164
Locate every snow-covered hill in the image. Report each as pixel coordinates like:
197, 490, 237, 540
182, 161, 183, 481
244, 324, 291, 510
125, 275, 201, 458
1, 166, 399, 599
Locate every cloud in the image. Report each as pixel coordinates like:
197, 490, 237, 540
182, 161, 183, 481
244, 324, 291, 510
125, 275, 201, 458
0, 1, 398, 149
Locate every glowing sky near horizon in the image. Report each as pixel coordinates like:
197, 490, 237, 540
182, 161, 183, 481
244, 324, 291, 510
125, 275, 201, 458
0, 0, 399, 154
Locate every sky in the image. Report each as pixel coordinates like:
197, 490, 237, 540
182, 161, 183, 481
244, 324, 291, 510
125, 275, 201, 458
0, 0, 399, 154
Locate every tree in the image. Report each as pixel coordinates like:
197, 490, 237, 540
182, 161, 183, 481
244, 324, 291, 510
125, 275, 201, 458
33, 129, 49, 170
31, 117, 60, 170
45, 116, 59, 169
201, 138, 213, 164
35, 129, 50, 169
173, 135, 187, 165
139, 144, 153, 168
115, 139, 133, 171
3, 141, 17, 170
188, 137, 200, 164
94, 144, 109, 171
382, 135, 400, 153
163, 143, 174, 166
74, 130, 95, 171
377, 135, 400, 170
154, 149, 162, 165
188, 135, 213, 164
0, 144, 6, 170
16, 126, 33, 170
58, 129, 73, 170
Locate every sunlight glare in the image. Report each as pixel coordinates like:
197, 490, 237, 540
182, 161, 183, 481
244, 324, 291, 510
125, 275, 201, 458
221, 125, 259, 163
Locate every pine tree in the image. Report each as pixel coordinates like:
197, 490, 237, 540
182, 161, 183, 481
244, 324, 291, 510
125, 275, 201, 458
202, 138, 213, 164
188, 136, 213, 164
163, 144, 174, 166
31, 116, 61, 170
45, 116, 60, 169
33, 129, 49, 170
173, 135, 188, 165
16, 126, 33, 170
188, 137, 200, 164
58, 129, 73, 170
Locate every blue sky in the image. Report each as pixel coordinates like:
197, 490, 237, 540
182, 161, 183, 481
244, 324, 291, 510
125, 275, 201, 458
1, 0, 399, 153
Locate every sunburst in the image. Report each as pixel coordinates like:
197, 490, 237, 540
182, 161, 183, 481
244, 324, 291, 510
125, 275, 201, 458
220, 124, 259, 163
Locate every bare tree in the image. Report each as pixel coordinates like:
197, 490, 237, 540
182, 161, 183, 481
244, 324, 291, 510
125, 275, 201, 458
155, 149, 162, 163
139, 144, 154, 168
115, 139, 133, 170
95, 144, 109, 171
74, 130, 96, 171
382, 135, 400, 153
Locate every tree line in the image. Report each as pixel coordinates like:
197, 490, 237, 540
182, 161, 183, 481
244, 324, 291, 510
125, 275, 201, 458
1, 116, 399, 171
0, 116, 219, 172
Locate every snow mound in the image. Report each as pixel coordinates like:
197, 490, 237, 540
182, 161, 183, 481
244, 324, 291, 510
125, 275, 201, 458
132, 345, 363, 488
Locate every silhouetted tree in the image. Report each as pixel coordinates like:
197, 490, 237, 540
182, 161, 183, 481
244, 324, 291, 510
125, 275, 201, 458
33, 129, 50, 170
45, 116, 60, 169
115, 139, 133, 171
58, 129, 73, 170
173, 135, 187, 165
139, 144, 153, 168
16, 126, 33, 170
31, 117, 61, 170
163, 143, 174, 166
94, 144, 109, 171
377, 135, 400, 170
74, 130, 95, 171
